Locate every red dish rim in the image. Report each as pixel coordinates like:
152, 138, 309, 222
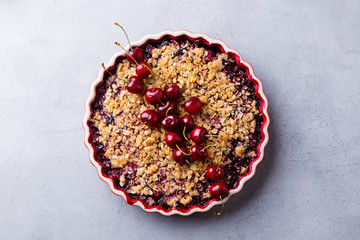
83, 30, 270, 216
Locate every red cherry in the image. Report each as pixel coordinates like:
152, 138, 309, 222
190, 126, 208, 144
180, 115, 195, 132
126, 76, 145, 93
145, 88, 164, 105
156, 101, 177, 117
127, 47, 143, 64
165, 132, 185, 148
209, 181, 229, 200
164, 83, 181, 100
152, 191, 162, 201
140, 110, 160, 127
207, 165, 225, 181
161, 114, 180, 131
172, 147, 188, 164
136, 61, 152, 78
184, 97, 202, 115
190, 144, 207, 161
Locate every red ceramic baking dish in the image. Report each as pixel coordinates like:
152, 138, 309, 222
83, 30, 270, 216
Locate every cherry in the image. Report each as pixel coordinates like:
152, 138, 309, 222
180, 115, 195, 132
145, 88, 164, 105
152, 191, 162, 201
140, 110, 160, 127
209, 181, 229, 200
113, 23, 144, 65
127, 47, 143, 64
157, 101, 177, 117
164, 83, 181, 100
161, 114, 180, 131
190, 144, 207, 161
184, 97, 202, 115
165, 132, 185, 148
136, 61, 152, 79
173, 147, 188, 164
207, 165, 225, 181
126, 76, 145, 93
190, 126, 208, 144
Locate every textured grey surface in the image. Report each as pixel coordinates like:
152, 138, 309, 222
1, 0, 359, 239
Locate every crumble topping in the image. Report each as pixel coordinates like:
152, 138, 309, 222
89, 39, 262, 209
235, 146, 246, 158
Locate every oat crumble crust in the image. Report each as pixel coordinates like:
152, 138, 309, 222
89, 40, 261, 209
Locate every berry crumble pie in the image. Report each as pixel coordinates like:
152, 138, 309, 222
84, 30, 269, 215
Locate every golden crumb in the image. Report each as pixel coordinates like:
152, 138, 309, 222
235, 146, 246, 158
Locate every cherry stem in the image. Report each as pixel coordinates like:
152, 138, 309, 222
216, 155, 223, 171
187, 160, 199, 170
114, 23, 133, 51
140, 63, 169, 87
176, 145, 191, 156
216, 160, 222, 171
206, 135, 218, 137
101, 63, 129, 83
155, 74, 170, 87
183, 127, 188, 140
153, 73, 170, 87
216, 142, 224, 171
217, 154, 222, 171
202, 144, 216, 151
214, 195, 224, 216
114, 42, 139, 65
149, 92, 164, 105
165, 107, 172, 117
143, 63, 156, 78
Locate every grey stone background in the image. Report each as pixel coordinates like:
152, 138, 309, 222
1, 0, 359, 239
